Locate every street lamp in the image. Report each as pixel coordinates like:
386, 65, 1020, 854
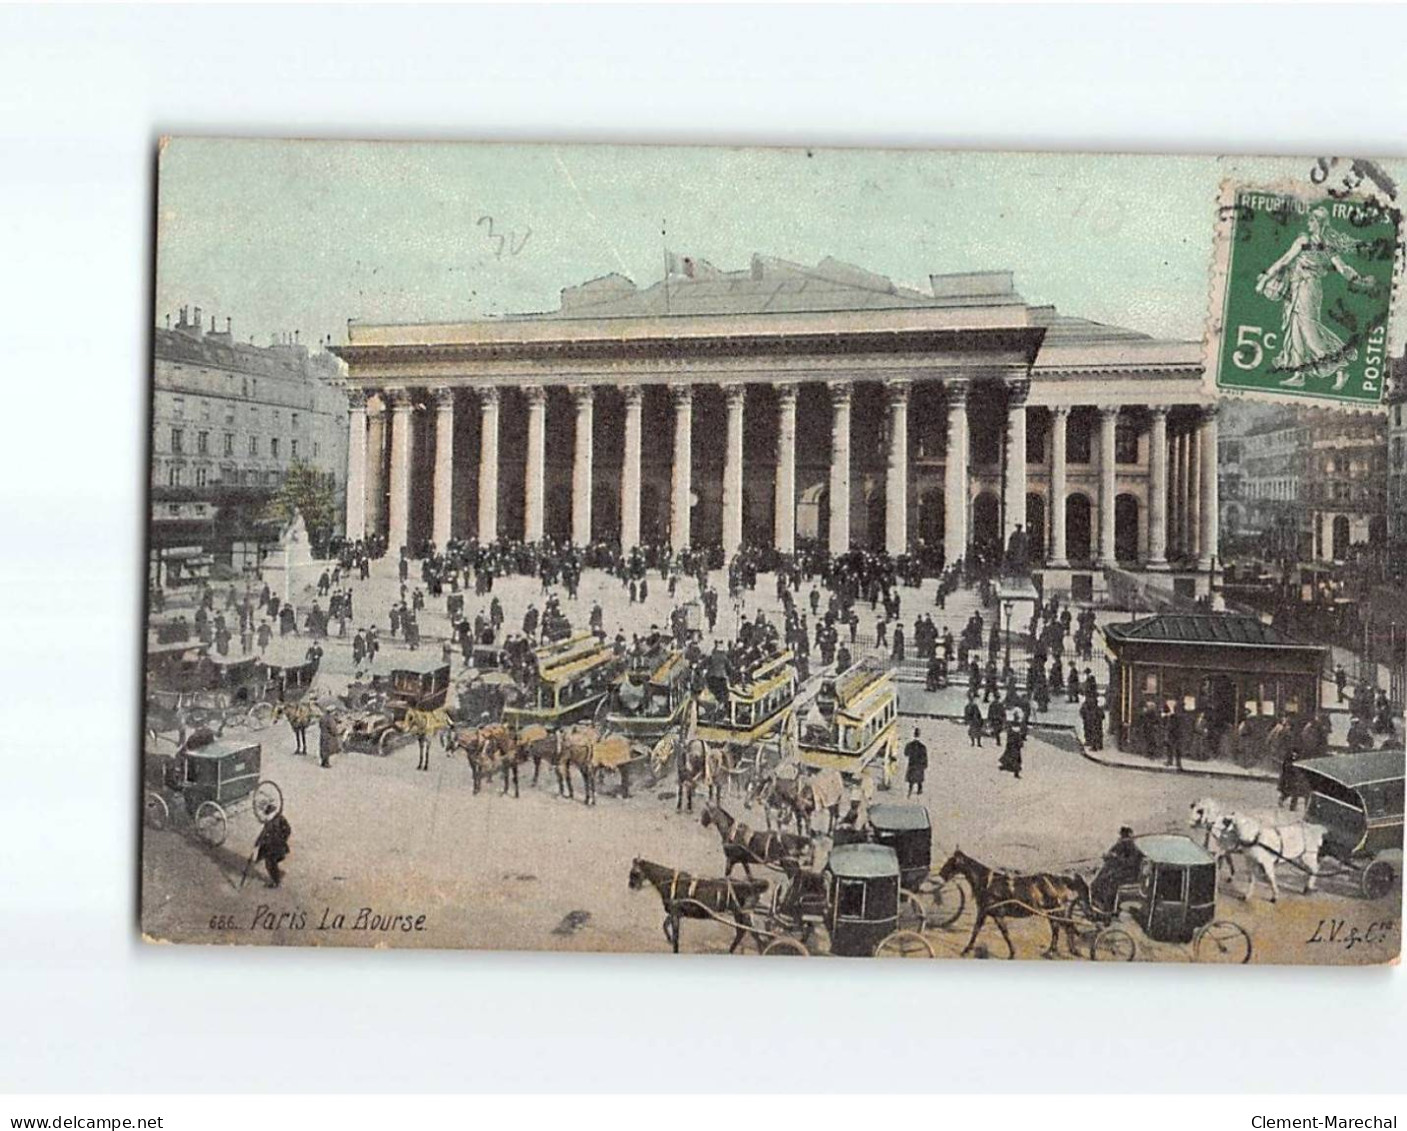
1003, 598, 1014, 677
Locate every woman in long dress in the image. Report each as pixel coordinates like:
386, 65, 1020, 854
1255, 206, 1376, 390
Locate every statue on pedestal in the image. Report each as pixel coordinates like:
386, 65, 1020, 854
1004, 523, 1029, 579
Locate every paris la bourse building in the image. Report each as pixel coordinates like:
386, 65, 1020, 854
333, 254, 1217, 601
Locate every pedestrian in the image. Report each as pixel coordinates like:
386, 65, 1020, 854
1081, 692, 1105, 752
253, 808, 292, 888
903, 727, 928, 797
317, 709, 340, 769
965, 696, 985, 747
999, 710, 1026, 779
1335, 664, 1347, 703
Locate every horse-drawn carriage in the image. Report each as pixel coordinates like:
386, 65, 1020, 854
696, 647, 797, 747
937, 834, 1253, 963
503, 634, 619, 732
834, 803, 966, 930
1299, 750, 1404, 900
143, 737, 283, 848
604, 648, 694, 742
628, 843, 935, 958
795, 657, 899, 788
145, 645, 282, 736
343, 656, 452, 754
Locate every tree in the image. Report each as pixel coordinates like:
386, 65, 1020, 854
263, 459, 337, 554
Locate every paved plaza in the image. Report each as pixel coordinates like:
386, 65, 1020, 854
142, 557, 1399, 962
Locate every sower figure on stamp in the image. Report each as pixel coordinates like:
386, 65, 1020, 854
254, 810, 292, 888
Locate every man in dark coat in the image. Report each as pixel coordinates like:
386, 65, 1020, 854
318, 710, 341, 769
964, 696, 985, 747
1090, 826, 1140, 917
903, 727, 929, 797
254, 810, 292, 888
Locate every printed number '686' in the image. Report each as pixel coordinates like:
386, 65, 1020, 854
1232, 325, 1278, 370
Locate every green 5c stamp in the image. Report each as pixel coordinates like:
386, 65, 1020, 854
1212, 187, 1398, 406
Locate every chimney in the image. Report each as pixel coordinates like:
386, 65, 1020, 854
209, 315, 215, 334
294, 329, 300, 345
192, 306, 203, 335
226, 316, 232, 335
165, 314, 171, 330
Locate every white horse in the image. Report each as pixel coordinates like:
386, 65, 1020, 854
1218, 811, 1327, 902
1188, 798, 1247, 877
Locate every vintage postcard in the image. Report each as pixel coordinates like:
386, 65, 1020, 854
142, 140, 1404, 965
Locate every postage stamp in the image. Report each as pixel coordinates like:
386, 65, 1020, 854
1209, 182, 1400, 408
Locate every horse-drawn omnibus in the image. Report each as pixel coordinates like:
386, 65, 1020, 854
795, 657, 898, 786
605, 648, 694, 742
696, 648, 797, 747
1299, 750, 1404, 900
503, 636, 619, 732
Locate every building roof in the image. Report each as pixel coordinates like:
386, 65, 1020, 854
1102, 613, 1323, 650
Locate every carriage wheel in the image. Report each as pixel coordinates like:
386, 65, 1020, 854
1193, 920, 1252, 964
1090, 925, 1136, 962
897, 891, 928, 933
246, 702, 275, 731
194, 801, 228, 846
378, 727, 400, 755
874, 930, 935, 958
924, 878, 966, 929
144, 791, 169, 831
1361, 858, 1397, 901
252, 780, 284, 823
761, 936, 810, 956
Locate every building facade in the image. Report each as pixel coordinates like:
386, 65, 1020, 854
332, 257, 1220, 595
1388, 354, 1407, 545
1218, 402, 1388, 566
151, 307, 349, 578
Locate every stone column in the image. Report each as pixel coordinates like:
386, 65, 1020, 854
1004, 384, 1029, 543
430, 388, 455, 549
722, 383, 746, 557
774, 383, 798, 555
571, 385, 594, 547
1174, 429, 1189, 559
386, 387, 413, 554
884, 380, 911, 556
1048, 406, 1070, 567
477, 387, 499, 544
828, 382, 852, 555
344, 389, 368, 542
1147, 407, 1169, 567
523, 385, 547, 543
366, 400, 386, 538
1191, 421, 1207, 562
943, 384, 970, 569
1198, 407, 1219, 570
670, 386, 693, 551
620, 387, 643, 550
1097, 406, 1119, 567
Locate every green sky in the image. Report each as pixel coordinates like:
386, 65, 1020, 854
155, 139, 1404, 351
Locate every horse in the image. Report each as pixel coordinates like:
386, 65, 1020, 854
700, 803, 813, 878
627, 858, 769, 954
515, 723, 562, 788
1188, 797, 1248, 878
746, 772, 815, 835
937, 847, 1091, 959
272, 700, 317, 756
555, 724, 636, 804
666, 731, 732, 812
443, 720, 520, 795
1218, 812, 1326, 902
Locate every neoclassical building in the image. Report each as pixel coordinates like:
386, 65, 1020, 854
332, 256, 1219, 596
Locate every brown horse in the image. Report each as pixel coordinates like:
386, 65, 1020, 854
745, 773, 818, 835
443, 721, 521, 796
627, 858, 769, 954
937, 848, 1090, 959
700, 803, 813, 878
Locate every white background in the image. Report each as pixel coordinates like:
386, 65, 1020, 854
1, 3, 1404, 1094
